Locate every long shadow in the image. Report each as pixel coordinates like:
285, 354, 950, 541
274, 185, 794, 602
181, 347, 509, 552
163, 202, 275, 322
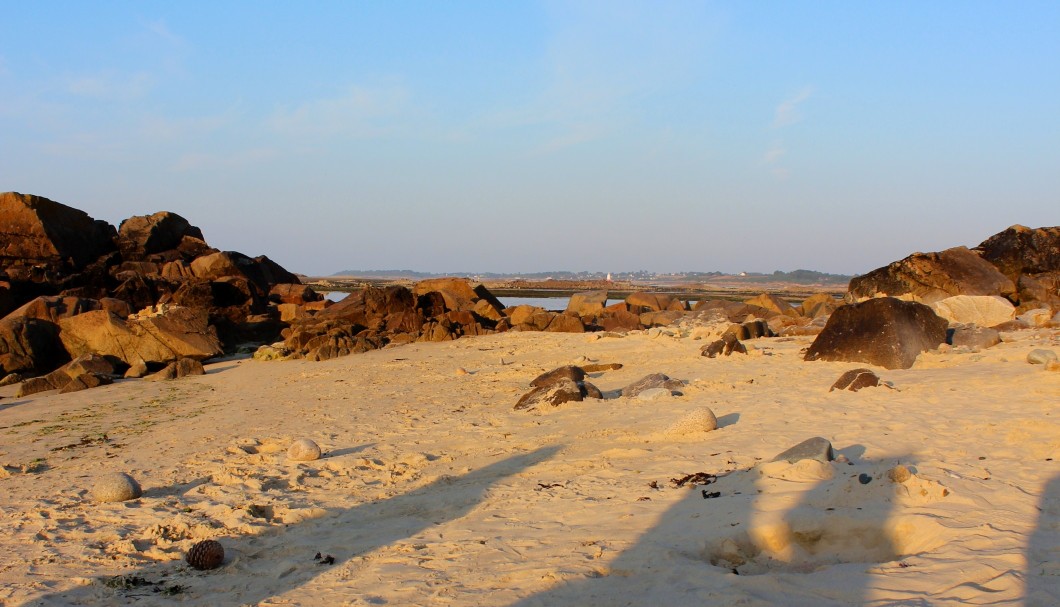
1024, 472, 1060, 607
506, 448, 911, 606
28, 445, 561, 606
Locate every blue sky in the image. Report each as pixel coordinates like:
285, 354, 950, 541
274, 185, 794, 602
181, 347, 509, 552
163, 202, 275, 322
2, 1, 1057, 276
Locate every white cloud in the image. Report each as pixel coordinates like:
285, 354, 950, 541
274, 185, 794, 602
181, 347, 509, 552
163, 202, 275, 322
773, 86, 814, 127
268, 85, 411, 138
763, 141, 786, 164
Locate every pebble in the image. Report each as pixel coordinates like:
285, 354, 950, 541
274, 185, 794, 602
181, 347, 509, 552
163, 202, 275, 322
1027, 349, 1058, 365
858, 473, 873, 485
92, 472, 142, 503
455, 367, 469, 376
287, 438, 322, 462
887, 465, 912, 483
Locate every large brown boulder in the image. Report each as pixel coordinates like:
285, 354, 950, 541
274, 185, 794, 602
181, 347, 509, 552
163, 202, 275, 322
0, 192, 117, 278
413, 277, 480, 312
59, 307, 223, 366
117, 211, 206, 261
189, 252, 298, 294
848, 246, 1015, 304
626, 292, 686, 312
745, 293, 798, 317
804, 298, 948, 370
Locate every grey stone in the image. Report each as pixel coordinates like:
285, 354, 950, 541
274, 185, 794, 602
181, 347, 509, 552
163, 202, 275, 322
621, 373, 686, 398
771, 437, 835, 464
949, 325, 1002, 350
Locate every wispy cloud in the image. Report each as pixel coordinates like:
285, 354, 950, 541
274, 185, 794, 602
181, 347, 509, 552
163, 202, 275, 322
763, 141, 786, 164
773, 86, 814, 127
268, 85, 412, 138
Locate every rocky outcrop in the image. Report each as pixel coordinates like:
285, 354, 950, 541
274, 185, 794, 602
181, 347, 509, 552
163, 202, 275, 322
849, 247, 1015, 304
973, 225, 1060, 286
805, 298, 948, 369
566, 290, 608, 317
59, 307, 223, 366
0, 192, 117, 280
0, 316, 67, 375
625, 292, 686, 313
515, 366, 602, 411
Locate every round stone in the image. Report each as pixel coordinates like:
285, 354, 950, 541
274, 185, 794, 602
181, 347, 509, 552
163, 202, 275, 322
287, 438, 322, 461
92, 472, 142, 503
887, 465, 912, 484
664, 407, 719, 435
185, 539, 224, 570
1027, 349, 1058, 365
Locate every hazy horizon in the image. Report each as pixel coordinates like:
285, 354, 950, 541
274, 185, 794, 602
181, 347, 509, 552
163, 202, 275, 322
3, 2, 1057, 277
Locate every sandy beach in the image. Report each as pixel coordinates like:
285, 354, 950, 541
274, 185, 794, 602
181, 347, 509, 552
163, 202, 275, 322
2, 324, 1057, 606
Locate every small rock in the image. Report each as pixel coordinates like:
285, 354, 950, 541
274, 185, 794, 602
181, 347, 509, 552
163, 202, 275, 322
701, 334, 747, 358
887, 465, 912, 483
858, 473, 873, 485
288, 438, 322, 461
455, 367, 469, 376
771, 437, 834, 464
621, 373, 686, 398
124, 361, 148, 379
664, 407, 718, 435
636, 387, 672, 401
829, 368, 882, 392
1027, 349, 1058, 365
0, 372, 23, 387
92, 472, 143, 503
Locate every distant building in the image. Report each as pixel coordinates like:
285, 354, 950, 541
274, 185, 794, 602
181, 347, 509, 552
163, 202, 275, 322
606, 273, 612, 282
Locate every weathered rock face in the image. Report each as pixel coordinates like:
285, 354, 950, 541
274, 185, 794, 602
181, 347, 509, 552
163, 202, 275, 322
849, 247, 1015, 304
931, 295, 1014, 327
117, 211, 206, 261
805, 298, 948, 370
0, 192, 117, 279
59, 307, 223, 366
974, 225, 1060, 285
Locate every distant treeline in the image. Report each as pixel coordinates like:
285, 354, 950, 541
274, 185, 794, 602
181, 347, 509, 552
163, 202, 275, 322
332, 268, 852, 285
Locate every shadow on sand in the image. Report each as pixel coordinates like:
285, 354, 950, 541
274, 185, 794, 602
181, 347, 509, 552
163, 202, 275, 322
506, 449, 914, 607
1024, 472, 1060, 607
28, 445, 561, 606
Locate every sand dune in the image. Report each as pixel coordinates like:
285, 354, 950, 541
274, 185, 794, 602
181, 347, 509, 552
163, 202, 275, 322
1, 326, 1057, 606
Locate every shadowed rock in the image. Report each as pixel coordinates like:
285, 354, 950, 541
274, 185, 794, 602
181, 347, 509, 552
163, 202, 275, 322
948, 325, 1001, 350
701, 333, 747, 358
849, 246, 1015, 304
621, 373, 686, 398
805, 298, 948, 370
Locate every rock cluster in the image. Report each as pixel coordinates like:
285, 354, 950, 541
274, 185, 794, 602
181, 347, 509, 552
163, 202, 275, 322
1, 192, 309, 391
514, 366, 603, 411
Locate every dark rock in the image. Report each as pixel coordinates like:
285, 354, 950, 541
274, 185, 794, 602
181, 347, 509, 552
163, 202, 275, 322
269, 283, 323, 305
973, 225, 1060, 287
58, 372, 113, 394
771, 437, 835, 464
0, 192, 117, 277
514, 378, 586, 410
724, 319, 773, 341
530, 365, 586, 388
804, 298, 948, 370
849, 246, 1015, 304
948, 325, 1001, 350
0, 316, 67, 375
117, 211, 205, 261
621, 373, 686, 398
701, 333, 747, 358
829, 368, 882, 392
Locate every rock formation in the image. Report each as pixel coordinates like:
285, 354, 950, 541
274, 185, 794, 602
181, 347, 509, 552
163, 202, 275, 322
805, 297, 948, 369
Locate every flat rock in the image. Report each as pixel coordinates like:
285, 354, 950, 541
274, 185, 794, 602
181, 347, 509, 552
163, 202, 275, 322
621, 373, 686, 398
771, 437, 835, 464
948, 325, 1001, 350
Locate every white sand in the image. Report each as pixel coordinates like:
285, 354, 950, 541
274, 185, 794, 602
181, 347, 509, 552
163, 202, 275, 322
1, 326, 1057, 606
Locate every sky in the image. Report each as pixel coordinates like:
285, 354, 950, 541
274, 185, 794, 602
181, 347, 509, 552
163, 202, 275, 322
1, 1, 1057, 276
